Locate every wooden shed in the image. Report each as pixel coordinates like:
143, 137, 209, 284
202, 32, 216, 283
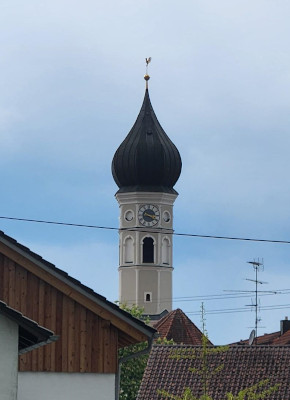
0, 230, 155, 400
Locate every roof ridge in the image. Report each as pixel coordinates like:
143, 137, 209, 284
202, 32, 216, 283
153, 308, 213, 345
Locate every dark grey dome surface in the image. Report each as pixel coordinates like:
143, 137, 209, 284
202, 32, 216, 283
112, 89, 182, 194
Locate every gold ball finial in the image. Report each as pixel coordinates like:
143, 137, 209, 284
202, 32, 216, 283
144, 57, 152, 89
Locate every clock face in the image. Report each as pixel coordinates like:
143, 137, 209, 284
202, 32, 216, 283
163, 211, 171, 223
138, 204, 160, 227
124, 210, 134, 222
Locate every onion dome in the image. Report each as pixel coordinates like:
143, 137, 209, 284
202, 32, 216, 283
112, 87, 182, 194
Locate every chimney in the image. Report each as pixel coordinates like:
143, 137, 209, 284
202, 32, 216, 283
280, 316, 290, 335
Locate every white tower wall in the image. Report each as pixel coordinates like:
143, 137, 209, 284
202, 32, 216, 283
116, 191, 177, 315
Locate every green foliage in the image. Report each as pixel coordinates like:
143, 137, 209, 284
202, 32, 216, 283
117, 302, 150, 323
117, 302, 175, 400
157, 387, 213, 400
156, 336, 175, 345
119, 341, 149, 400
225, 380, 280, 400
117, 303, 149, 400
157, 380, 279, 400
157, 303, 279, 400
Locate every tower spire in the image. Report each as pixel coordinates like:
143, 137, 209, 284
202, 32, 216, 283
144, 57, 151, 90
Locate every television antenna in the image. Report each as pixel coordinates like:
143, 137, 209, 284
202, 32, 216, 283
245, 258, 273, 343
224, 258, 277, 345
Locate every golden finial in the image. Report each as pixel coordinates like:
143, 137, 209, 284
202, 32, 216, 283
144, 57, 151, 89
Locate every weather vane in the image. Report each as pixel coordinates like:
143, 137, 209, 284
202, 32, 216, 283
144, 57, 152, 89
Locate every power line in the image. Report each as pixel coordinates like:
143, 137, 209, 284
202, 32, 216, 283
0, 216, 117, 231
185, 303, 290, 316
122, 289, 290, 305
172, 292, 287, 303
2, 217, 289, 319
1, 215, 290, 245
173, 288, 290, 300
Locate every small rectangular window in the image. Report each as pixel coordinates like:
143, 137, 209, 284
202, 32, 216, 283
144, 292, 152, 303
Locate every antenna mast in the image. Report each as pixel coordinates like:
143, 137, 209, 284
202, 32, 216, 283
246, 258, 264, 343
224, 259, 278, 345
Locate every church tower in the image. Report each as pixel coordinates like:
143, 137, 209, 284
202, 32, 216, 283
112, 71, 182, 316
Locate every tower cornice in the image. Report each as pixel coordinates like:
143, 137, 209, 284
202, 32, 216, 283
115, 191, 178, 206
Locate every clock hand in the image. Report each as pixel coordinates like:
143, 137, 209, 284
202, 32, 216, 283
144, 212, 156, 219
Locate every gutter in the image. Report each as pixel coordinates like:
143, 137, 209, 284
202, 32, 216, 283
115, 334, 156, 400
19, 335, 59, 355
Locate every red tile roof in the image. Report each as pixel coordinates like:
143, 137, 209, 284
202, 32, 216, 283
233, 331, 281, 345
233, 330, 290, 346
137, 345, 290, 400
273, 329, 290, 345
153, 309, 213, 345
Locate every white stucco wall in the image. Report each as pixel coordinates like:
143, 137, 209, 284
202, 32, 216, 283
18, 372, 115, 400
0, 314, 19, 400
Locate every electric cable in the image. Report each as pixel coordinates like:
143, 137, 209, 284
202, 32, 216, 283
1, 215, 290, 244
185, 303, 290, 316
1, 216, 289, 316
118, 290, 290, 306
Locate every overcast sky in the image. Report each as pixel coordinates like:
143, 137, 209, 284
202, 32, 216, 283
1, 0, 290, 344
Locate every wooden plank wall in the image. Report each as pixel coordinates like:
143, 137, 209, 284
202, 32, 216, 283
0, 253, 118, 373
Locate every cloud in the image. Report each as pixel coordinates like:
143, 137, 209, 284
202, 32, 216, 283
1, 0, 290, 347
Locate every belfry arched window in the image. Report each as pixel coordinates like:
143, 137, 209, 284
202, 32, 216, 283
124, 236, 134, 263
162, 237, 170, 265
142, 237, 154, 263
